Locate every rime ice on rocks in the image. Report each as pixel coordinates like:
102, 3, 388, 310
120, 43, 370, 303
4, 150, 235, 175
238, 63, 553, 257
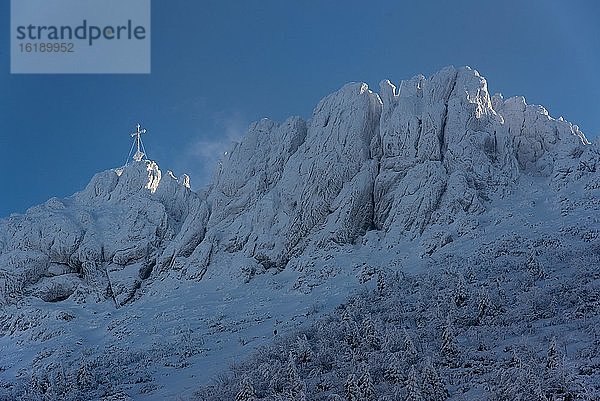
0, 124, 199, 307
0, 67, 598, 400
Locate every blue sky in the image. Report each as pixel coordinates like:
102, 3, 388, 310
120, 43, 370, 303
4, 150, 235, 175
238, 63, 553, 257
1, 0, 599, 217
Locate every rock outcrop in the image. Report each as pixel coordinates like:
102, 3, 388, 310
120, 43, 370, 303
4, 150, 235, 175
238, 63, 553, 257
0, 161, 202, 306
0, 66, 596, 305
0, 66, 599, 401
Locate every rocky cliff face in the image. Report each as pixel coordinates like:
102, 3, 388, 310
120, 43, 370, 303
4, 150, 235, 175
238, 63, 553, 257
0, 66, 598, 400
183, 65, 595, 277
0, 161, 205, 306
0, 66, 597, 308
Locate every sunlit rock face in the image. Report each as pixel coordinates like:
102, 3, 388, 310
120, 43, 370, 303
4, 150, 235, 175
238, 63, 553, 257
1, 66, 596, 307
2, 66, 596, 306
191, 66, 595, 271
0, 160, 202, 306
198, 82, 382, 273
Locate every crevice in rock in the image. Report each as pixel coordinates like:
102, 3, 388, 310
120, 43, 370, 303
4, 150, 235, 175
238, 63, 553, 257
139, 259, 154, 280
439, 73, 458, 163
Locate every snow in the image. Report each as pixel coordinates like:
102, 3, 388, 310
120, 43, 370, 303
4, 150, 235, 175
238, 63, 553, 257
0, 66, 599, 400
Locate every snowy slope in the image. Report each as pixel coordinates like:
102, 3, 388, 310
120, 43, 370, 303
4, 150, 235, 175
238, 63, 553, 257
0, 66, 598, 400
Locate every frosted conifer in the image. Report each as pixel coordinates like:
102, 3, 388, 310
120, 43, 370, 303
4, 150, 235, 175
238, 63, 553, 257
357, 365, 376, 401
344, 373, 360, 401
406, 366, 423, 401
236, 376, 257, 401
421, 358, 447, 401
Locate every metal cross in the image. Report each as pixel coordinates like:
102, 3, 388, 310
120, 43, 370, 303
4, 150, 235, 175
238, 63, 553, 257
131, 123, 147, 161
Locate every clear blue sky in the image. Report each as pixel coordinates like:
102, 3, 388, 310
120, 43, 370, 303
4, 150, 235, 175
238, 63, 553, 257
1, 0, 599, 217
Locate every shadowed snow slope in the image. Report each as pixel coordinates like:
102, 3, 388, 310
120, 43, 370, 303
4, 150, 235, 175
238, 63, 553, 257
0, 66, 598, 400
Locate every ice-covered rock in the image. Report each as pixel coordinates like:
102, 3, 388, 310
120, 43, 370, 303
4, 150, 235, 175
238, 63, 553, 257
375, 67, 519, 238
0, 65, 599, 401
1, 66, 598, 302
0, 160, 202, 306
193, 65, 597, 265
494, 93, 591, 178
203, 82, 381, 270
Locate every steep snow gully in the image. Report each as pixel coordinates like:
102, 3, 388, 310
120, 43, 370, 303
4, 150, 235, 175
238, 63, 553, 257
0, 66, 598, 400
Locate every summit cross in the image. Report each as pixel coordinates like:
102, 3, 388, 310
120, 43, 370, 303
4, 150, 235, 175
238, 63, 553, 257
131, 123, 147, 162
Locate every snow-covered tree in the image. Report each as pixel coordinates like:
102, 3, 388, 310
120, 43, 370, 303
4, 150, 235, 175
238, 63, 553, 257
340, 307, 352, 322
268, 360, 286, 395
453, 272, 467, 307
384, 352, 403, 384
526, 252, 545, 279
344, 373, 360, 401
477, 287, 493, 323
382, 327, 402, 353
287, 351, 307, 401
405, 366, 423, 401
377, 271, 388, 296
441, 315, 459, 366
403, 329, 418, 366
357, 365, 376, 401
546, 336, 559, 370
495, 364, 546, 401
362, 317, 381, 350
76, 361, 96, 391
295, 334, 312, 363
344, 320, 361, 350
421, 359, 447, 401
236, 376, 257, 401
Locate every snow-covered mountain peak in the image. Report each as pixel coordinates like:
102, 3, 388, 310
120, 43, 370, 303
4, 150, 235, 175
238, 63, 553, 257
0, 66, 599, 400
199, 65, 597, 264
76, 160, 181, 204
2, 66, 597, 307
0, 158, 202, 307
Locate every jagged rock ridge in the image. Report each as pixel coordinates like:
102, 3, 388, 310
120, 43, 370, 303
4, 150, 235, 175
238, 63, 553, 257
0, 66, 599, 400
0, 66, 597, 307
186, 65, 595, 275
0, 161, 204, 306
